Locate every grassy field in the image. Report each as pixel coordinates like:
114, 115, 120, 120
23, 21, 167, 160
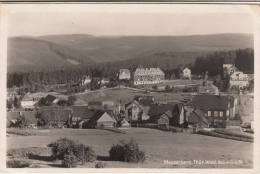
76, 87, 193, 104
7, 128, 253, 168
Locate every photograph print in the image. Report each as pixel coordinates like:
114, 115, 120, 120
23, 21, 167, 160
2, 4, 256, 170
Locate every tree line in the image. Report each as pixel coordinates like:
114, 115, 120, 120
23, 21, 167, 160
7, 48, 253, 91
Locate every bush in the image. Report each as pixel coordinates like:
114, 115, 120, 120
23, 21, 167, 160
95, 162, 105, 168
109, 139, 145, 163
48, 138, 96, 165
62, 152, 78, 168
73, 144, 96, 164
7, 160, 31, 168
48, 138, 76, 160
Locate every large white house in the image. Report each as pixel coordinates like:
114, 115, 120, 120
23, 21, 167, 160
119, 69, 131, 80
182, 67, 191, 80
223, 64, 250, 89
134, 68, 165, 85
229, 71, 249, 88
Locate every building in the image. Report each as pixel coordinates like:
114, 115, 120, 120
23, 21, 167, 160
229, 71, 249, 88
188, 109, 209, 128
88, 110, 117, 128
182, 67, 191, 80
223, 64, 249, 89
81, 75, 91, 86
71, 106, 95, 128
38, 107, 72, 128
134, 68, 165, 85
119, 118, 130, 128
125, 100, 150, 124
125, 96, 186, 127
198, 83, 219, 95
21, 92, 47, 109
192, 95, 236, 128
7, 111, 37, 128
119, 69, 131, 80
148, 103, 186, 128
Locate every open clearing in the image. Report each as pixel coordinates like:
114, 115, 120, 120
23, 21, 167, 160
77, 87, 193, 104
7, 128, 253, 168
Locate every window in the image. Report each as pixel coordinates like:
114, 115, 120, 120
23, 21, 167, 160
226, 110, 229, 117
219, 111, 223, 117
208, 111, 211, 117
214, 111, 218, 117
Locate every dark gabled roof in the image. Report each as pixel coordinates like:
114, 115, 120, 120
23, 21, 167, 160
88, 110, 116, 125
71, 106, 95, 119
192, 109, 209, 125
148, 103, 175, 118
192, 95, 230, 111
125, 100, 144, 110
39, 109, 71, 122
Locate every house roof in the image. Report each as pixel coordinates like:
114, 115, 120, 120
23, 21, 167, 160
189, 109, 209, 125
148, 103, 175, 117
88, 110, 116, 125
125, 100, 144, 110
71, 106, 95, 119
39, 109, 71, 122
192, 95, 230, 111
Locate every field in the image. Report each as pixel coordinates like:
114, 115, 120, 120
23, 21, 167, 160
76, 86, 194, 105
7, 128, 253, 168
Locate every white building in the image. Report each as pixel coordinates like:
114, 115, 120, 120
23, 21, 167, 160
21, 92, 47, 109
229, 71, 249, 88
119, 69, 131, 80
182, 67, 191, 80
134, 68, 165, 85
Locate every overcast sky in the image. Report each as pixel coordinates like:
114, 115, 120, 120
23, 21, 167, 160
7, 4, 254, 37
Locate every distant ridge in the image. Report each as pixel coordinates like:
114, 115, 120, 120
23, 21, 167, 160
8, 33, 253, 72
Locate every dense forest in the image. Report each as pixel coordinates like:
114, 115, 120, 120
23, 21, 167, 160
7, 48, 254, 91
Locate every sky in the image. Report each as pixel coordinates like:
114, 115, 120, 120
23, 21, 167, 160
6, 4, 255, 37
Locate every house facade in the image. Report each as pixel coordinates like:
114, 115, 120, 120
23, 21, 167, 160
119, 69, 131, 80
71, 106, 95, 128
229, 71, 249, 88
223, 64, 249, 89
192, 95, 236, 128
134, 68, 165, 85
125, 100, 150, 124
182, 67, 191, 80
88, 111, 117, 128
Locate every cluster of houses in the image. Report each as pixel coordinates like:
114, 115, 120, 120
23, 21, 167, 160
118, 67, 192, 86
7, 91, 238, 130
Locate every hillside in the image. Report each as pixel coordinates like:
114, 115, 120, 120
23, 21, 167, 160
8, 33, 253, 72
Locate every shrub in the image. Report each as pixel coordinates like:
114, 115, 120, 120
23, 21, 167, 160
62, 152, 78, 168
49, 138, 96, 165
73, 144, 96, 164
48, 138, 76, 160
109, 139, 145, 163
95, 162, 105, 168
7, 160, 31, 168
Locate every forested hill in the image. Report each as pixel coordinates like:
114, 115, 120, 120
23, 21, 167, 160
8, 33, 253, 72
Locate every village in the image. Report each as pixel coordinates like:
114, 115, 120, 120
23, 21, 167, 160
6, 63, 254, 168
7, 64, 254, 132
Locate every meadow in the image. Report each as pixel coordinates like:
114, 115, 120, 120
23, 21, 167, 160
7, 128, 253, 168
